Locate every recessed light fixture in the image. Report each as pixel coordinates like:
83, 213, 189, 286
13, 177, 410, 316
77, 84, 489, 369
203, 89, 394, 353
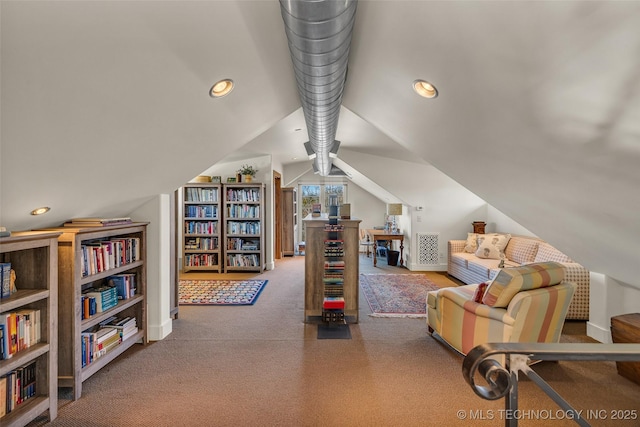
30, 206, 51, 216
210, 79, 234, 98
294, 128, 302, 132
412, 79, 438, 98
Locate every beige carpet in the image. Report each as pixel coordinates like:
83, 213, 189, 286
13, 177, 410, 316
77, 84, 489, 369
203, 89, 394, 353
27, 255, 640, 426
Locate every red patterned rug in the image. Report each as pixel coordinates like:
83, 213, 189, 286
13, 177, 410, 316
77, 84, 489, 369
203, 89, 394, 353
179, 279, 268, 305
359, 274, 440, 317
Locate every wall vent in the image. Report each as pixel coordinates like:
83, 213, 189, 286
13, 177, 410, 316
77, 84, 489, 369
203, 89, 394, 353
416, 232, 439, 265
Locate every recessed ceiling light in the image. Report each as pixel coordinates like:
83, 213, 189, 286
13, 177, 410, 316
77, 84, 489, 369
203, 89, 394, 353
294, 128, 302, 132
210, 79, 234, 98
30, 206, 50, 215
412, 80, 438, 98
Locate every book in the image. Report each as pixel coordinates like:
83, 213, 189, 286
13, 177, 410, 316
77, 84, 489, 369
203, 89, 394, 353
1, 263, 11, 299
0, 375, 6, 417
0, 226, 9, 238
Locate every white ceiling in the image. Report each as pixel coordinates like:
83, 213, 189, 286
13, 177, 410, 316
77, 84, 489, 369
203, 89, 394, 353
2, 1, 639, 285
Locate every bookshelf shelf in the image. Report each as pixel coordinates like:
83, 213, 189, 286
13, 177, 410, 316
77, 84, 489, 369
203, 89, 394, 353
223, 183, 265, 273
303, 214, 360, 323
39, 223, 148, 401
0, 231, 60, 426
182, 183, 222, 273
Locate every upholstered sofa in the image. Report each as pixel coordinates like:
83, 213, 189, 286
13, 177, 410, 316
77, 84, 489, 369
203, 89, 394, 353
448, 234, 589, 320
427, 261, 576, 356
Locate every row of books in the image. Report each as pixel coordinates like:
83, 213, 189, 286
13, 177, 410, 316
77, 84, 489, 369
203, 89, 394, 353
184, 221, 218, 235
226, 204, 260, 219
107, 274, 137, 301
0, 263, 16, 299
324, 260, 345, 269
81, 316, 139, 368
226, 254, 261, 268
225, 188, 261, 202
226, 221, 261, 235
184, 205, 218, 219
0, 360, 37, 418
226, 238, 259, 251
81, 286, 119, 319
185, 187, 219, 202
80, 237, 141, 277
0, 309, 41, 360
184, 253, 219, 267
184, 237, 219, 251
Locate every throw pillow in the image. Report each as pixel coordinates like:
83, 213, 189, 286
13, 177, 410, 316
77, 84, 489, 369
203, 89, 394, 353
482, 262, 565, 308
505, 238, 540, 264
475, 233, 511, 259
464, 233, 478, 253
534, 242, 572, 263
473, 282, 488, 303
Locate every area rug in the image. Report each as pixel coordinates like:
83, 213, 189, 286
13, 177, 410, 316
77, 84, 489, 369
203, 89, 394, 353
317, 323, 352, 340
179, 279, 268, 305
359, 274, 440, 318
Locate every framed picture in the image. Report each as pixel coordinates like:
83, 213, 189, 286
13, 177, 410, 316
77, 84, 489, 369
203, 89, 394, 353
211, 176, 221, 184
227, 177, 236, 183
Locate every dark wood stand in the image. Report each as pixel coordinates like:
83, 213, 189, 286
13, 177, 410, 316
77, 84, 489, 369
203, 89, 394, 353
611, 313, 640, 385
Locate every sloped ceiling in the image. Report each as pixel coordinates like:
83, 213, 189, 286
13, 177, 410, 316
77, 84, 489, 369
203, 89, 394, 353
2, 1, 639, 285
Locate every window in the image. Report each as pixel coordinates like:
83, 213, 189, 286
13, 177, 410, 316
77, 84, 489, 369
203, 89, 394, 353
298, 184, 347, 241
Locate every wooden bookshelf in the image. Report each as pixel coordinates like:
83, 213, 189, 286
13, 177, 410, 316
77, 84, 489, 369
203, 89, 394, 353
282, 187, 296, 257
223, 183, 265, 272
40, 223, 147, 400
0, 231, 59, 426
303, 214, 360, 323
182, 183, 222, 273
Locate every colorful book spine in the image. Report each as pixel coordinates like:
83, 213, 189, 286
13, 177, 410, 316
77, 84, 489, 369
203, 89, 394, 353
0, 263, 11, 299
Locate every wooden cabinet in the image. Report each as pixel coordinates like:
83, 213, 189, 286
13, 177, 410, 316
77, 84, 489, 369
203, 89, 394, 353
42, 223, 147, 400
223, 183, 265, 272
303, 214, 360, 323
182, 183, 222, 273
282, 187, 296, 257
0, 231, 59, 426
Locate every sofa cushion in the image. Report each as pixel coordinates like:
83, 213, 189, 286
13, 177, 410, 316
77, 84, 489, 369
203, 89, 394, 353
468, 258, 500, 279
505, 237, 540, 264
464, 232, 478, 253
482, 261, 565, 308
450, 252, 476, 268
534, 242, 572, 263
475, 233, 511, 259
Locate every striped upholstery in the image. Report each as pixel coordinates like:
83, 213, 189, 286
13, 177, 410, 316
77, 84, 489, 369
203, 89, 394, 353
482, 262, 565, 308
427, 267, 576, 355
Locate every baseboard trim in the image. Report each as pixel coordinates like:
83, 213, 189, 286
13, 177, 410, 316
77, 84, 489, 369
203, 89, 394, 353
586, 321, 609, 343
406, 262, 448, 272
148, 318, 173, 341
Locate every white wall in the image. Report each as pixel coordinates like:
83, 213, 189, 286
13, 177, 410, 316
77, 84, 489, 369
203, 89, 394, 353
487, 205, 536, 236
129, 194, 172, 341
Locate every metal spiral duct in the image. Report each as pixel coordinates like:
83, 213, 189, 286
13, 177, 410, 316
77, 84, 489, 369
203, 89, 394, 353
280, 0, 357, 176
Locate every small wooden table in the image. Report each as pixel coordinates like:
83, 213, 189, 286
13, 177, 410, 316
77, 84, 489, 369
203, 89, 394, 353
366, 229, 404, 267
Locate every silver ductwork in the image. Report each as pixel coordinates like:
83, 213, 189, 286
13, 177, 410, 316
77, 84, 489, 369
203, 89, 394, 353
280, 0, 357, 176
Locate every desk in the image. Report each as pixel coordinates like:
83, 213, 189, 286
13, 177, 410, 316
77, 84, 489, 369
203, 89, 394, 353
366, 229, 404, 267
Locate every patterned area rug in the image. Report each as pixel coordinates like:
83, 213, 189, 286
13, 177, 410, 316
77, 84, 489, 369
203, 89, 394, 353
179, 280, 268, 305
359, 274, 440, 317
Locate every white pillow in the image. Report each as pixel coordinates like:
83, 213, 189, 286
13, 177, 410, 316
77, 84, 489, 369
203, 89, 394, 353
464, 233, 478, 253
475, 234, 511, 259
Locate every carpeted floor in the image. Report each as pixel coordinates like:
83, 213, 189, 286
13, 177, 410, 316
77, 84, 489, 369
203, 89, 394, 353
359, 273, 443, 317
178, 279, 268, 305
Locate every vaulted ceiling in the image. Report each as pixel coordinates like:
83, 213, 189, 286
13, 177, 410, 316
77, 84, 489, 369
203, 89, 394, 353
2, 1, 639, 286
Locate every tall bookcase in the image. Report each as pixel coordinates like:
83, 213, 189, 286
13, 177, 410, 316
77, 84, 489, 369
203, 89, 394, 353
282, 187, 296, 257
223, 183, 265, 272
303, 214, 360, 323
0, 231, 59, 426
182, 183, 222, 273
42, 223, 147, 400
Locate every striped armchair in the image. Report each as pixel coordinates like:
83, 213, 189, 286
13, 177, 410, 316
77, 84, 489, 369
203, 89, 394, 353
427, 262, 576, 356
